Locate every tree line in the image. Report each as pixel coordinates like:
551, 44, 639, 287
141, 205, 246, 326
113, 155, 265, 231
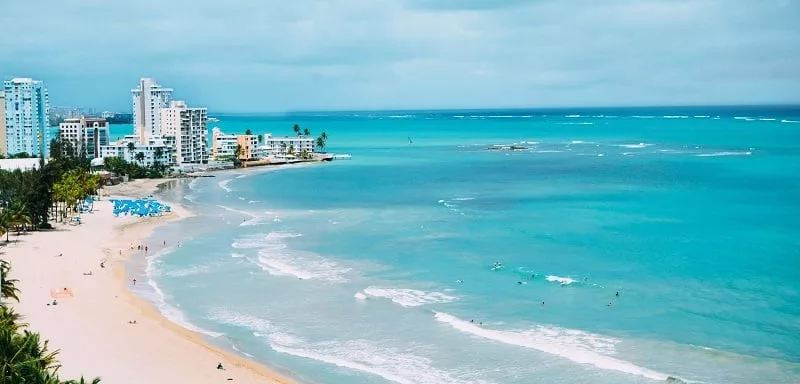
0, 141, 101, 381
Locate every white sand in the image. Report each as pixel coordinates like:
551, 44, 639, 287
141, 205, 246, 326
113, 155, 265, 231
3, 179, 294, 383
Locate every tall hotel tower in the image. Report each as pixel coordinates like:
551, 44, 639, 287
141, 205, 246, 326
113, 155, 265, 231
131, 78, 172, 144
3, 78, 49, 157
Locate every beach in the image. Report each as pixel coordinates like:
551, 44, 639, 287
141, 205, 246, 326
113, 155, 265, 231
3, 178, 294, 384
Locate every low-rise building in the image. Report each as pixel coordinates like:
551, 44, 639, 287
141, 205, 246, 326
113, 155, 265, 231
59, 117, 110, 158
262, 134, 315, 157
237, 135, 260, 160
99, 137, 173, 167
211, 127, 238, 160
211, 128, 260, 160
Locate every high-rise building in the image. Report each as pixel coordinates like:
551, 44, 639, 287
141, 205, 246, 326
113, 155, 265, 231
131, 78, 172, 144
160, 100, 207, 164
0, 91, 6, 156
3, 78, 49, 158
59, 117, 110, 159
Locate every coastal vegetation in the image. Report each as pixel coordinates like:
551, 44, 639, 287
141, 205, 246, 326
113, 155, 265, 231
0, 145, 102, 381
289, 124, 329, 153
0, 261, 101, 383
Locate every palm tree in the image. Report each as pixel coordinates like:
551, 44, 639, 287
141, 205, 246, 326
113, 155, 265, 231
315, 136, 326, 153
0, 306, 25, 330
134, 152, 145, 166
153, 147, 164, 163
126, 142, 135, 162
234, 144, 243, 160
0, 210, 11, 242
302, 127, 310, 137
279, 142, 287, 154
0, 330, 62, 383
8, 201, 32, 235
0, 260, 20, 302
245, 129, 253, 136
288, 144, 295, 156
62, 377, 102, 384
321, 131, 328, 141
293, 124, 301, 136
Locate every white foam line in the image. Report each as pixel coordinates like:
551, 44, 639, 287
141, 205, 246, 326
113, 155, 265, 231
271, 345, 416, 384
434, 312, 673, 381
218, 179, 233, 192
143, 248, 223, 338
217, 205, 257, 218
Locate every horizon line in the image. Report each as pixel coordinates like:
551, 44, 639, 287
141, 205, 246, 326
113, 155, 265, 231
209, 103, 800, 116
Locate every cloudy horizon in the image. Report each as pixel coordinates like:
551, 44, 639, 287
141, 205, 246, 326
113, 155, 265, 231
1, 0, 798, 113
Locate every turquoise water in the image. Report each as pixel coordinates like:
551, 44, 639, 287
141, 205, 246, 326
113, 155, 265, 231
134, 107, 799, 384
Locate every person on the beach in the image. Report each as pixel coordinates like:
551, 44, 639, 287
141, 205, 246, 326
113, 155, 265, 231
133, 278, 137, 285
145, 246, 148, 253
217, 363, 224, 370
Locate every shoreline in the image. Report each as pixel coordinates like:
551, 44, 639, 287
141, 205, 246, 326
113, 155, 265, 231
109, 178, 300, 383
4, 177, 297, 383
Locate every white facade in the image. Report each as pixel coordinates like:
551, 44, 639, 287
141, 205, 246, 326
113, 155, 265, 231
211, 127, 238, 159
262, 135, 315, 156
0, 91, 5, 156
131, 78, 172, 144
160, 100, 207, 164
3, 78, 49, 157
59, 117, 110, 159
100, 137, 173, 167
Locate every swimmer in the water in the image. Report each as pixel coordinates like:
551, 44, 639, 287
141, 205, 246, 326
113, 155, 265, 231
615, 291, 619, 297
608, 302, 613, 307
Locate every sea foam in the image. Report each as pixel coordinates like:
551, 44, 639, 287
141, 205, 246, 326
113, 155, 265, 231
208, 308, 487, 384
143, 248, 223, 338
218, 179, 233, 192
545, 275, 577, 285
359, 287, 457, 307
433, 312, 672, 381
235, 232, 350, 282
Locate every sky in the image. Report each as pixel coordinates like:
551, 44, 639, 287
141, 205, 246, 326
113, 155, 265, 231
1, 0, 799, 113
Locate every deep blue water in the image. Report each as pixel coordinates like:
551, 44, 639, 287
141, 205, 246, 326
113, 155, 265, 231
131, 106, 799, 384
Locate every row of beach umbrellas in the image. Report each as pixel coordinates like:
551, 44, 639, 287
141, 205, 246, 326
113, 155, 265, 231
110, 198, 171, 217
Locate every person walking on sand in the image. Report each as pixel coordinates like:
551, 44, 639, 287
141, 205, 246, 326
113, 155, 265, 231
132, 278, 137, 286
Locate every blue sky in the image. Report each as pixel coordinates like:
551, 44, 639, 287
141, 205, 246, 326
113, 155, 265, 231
1, 0, 798, 112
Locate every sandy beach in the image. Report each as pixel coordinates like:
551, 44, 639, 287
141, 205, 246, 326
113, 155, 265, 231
2, 178, 294, 384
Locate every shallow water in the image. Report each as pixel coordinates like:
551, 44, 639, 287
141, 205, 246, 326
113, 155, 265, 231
136, 107, 800, 384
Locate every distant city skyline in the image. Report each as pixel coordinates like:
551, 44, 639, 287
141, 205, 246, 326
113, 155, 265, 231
1, 1, 798, 113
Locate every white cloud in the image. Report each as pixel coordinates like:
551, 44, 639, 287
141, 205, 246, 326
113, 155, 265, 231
0, 0, 797, 111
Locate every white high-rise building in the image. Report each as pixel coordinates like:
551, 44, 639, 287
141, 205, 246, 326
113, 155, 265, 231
0, 91, 6, 156
3, 78, 49, 158
131, 78, 172, 144
160, 100, 207, 164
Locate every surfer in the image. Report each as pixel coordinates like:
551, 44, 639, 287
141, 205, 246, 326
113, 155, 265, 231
615, 291, 619, 297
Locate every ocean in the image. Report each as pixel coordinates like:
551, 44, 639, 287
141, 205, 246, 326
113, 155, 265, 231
126, 106, 799, 384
